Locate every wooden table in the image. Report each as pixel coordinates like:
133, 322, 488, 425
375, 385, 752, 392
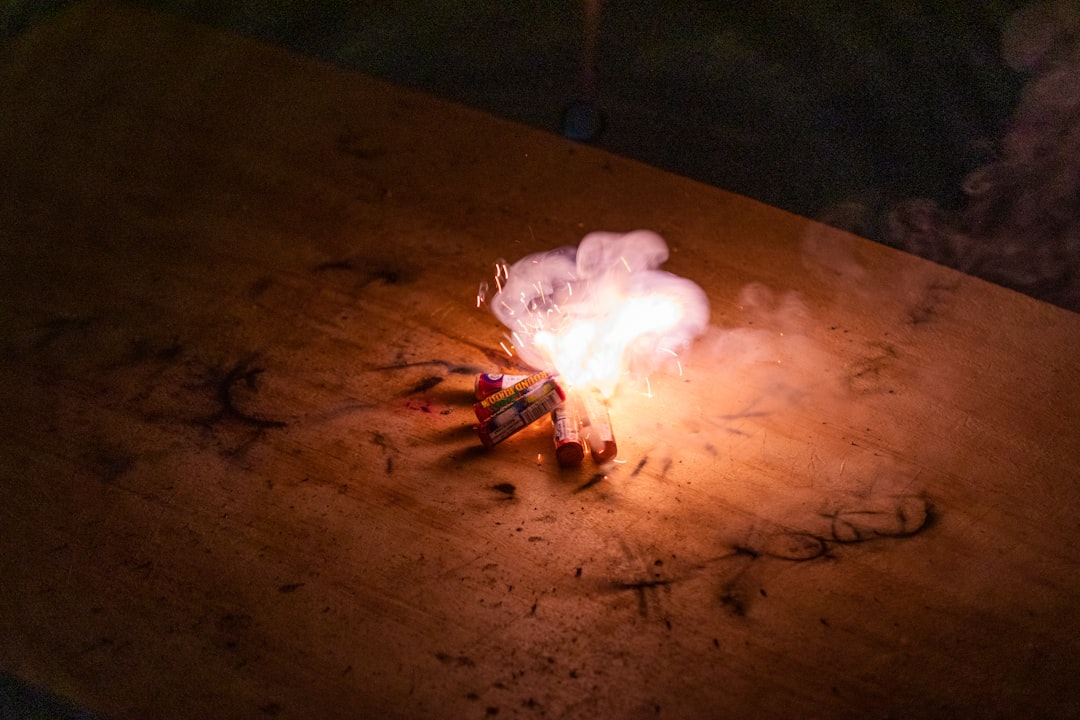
2, 3, 1078, 718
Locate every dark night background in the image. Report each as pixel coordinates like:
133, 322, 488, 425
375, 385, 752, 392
127, 0, 1026, 223
8, 0, 1080, 311
0, 0, 1074, 716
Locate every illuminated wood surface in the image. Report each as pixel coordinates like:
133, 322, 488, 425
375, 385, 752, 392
2, 3, 1079, 718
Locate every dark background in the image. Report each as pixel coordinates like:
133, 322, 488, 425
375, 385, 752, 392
21, 1, 1079, 309
3, 0, 1029, 242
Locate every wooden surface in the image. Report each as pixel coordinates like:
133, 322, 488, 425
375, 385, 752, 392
2, 3, 1079, 718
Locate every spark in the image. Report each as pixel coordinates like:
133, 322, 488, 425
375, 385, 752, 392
482, 230, 709, 406
430, 304, 454, 320
500, 341, 513, 357
660, 347, 683, 376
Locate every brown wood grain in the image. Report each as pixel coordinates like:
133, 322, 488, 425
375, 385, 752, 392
2, 3, 1078, 718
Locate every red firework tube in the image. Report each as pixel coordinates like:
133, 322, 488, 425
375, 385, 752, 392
474, 372, 532, 400
473, 369, 555, 422
476, 379, 566, 448
551, 403, 584, 467
581, 389, 617, 463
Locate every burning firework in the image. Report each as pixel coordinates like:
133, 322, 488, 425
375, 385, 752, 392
475, 229, 710, 465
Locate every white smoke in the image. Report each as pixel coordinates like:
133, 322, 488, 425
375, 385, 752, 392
486, 229, 710, 397
885, 0, 1080, 311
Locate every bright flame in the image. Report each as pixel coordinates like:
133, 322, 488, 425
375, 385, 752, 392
484, 230, 709, 398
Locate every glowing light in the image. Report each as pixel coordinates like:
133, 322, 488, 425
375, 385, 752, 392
486, 230, 709, 400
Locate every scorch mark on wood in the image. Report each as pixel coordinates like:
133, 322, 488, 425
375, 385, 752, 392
846, 343, 899, 394
406, 375, 444, 395
491, 483, 516, 497
573, 473, 606, 494
217, 363, 287, 429
369, 359, 483, 376
908, 279, 959, 326
603, 495, 934, 621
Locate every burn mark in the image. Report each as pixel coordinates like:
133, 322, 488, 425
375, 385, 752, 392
847, 343, 899, 394
611, 578, 674, 617
492, 482, 516, 496
631, 457, 648, 477
312, 257, 413, 286
908, 279, 958, 325
451, 444, 490, 463
371, 267, 404, 284
406, 375, 444, 395
601, 495, 933, 622
721, 587, 747, 617
759, 531, 829, 561
711, 399, 770, 435
719, 586, 749, 617
614, 578, 673, 591
370, 359, 484, 376
704, 495, 933, 616
573, 473, 605, 494
825, 497, 934, 543
370, 431, 399, 474
731, 544, 760, 560
278, 583, 305, 594
435, 652, 476, 668
218, 364, 287, 429
313, 259, 354, 272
